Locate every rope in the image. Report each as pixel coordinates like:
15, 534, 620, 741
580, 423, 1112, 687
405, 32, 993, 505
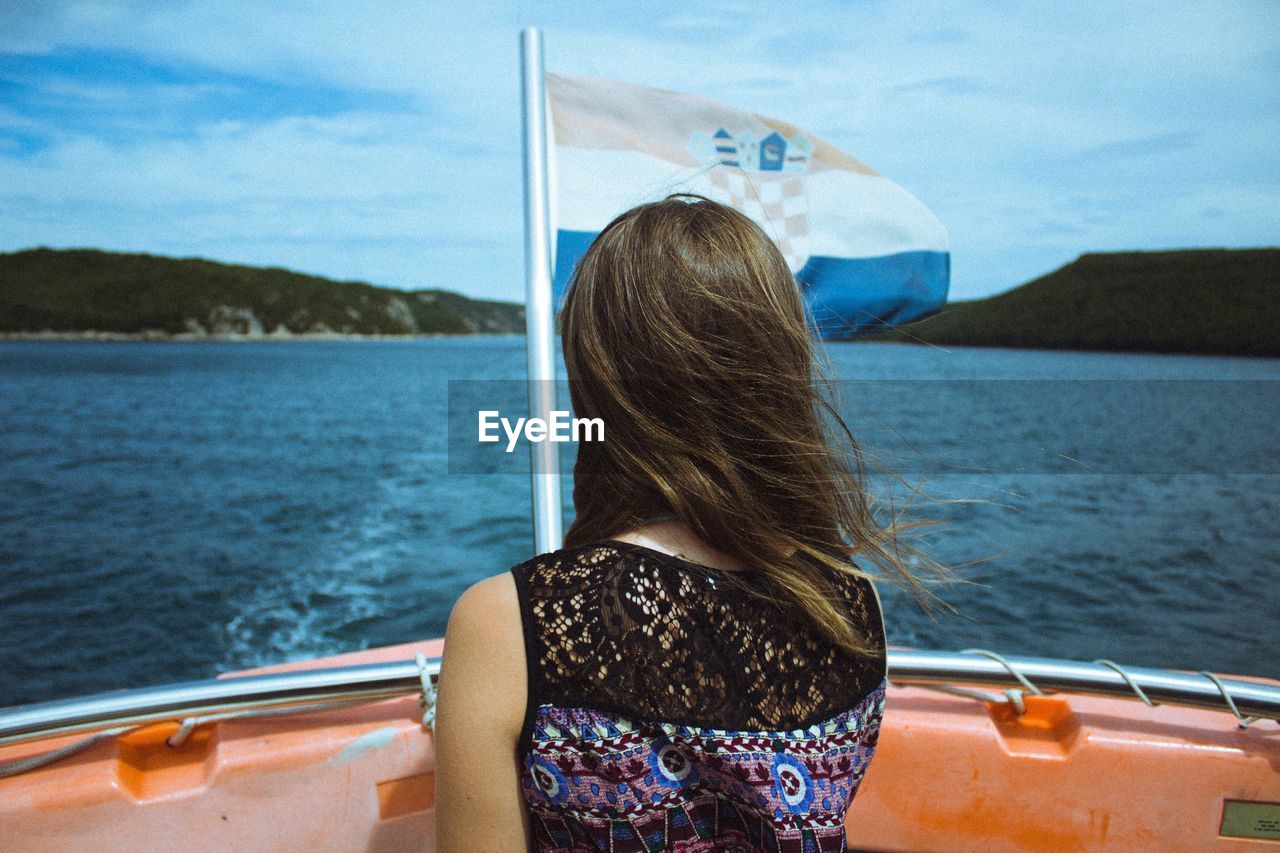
921, 684, 1029, 715
4, 652, 1268, 779
1093, 659, 1157, 707
166, 698, 378, 747
913, 654, 1268, 727
1199, 670, 1262, 729
417, 651, 438, 732
961, 648, 1046, 696
2, 686, 432, 778
2, 651, 444, 780
0, 725, 134, 779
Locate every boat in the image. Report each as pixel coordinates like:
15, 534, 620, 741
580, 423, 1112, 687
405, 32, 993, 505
1, 643, 1277, 850
2, 27, 1277, 852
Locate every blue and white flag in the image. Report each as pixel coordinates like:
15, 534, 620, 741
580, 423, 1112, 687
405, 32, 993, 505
546, 72, 949, 339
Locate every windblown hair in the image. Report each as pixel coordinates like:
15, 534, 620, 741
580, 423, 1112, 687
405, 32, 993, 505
561, 194, 943, 656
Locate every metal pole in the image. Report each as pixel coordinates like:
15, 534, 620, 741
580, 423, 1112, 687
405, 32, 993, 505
519, 27, 563, 555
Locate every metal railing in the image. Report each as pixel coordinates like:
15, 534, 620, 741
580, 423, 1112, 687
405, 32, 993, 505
1, 650, 1275, 777
886, 649, 1279, 725
0, 658, 433, 748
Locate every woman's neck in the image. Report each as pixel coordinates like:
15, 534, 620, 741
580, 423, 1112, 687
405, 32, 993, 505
609, 518, 750, 573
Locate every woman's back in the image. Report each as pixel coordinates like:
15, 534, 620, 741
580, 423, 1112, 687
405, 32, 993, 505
512, 539, 887, 852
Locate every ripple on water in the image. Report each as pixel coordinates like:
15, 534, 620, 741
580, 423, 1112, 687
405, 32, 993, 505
0, 340, 1275, 705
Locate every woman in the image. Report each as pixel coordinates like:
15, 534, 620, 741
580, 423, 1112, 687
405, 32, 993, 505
435, 194, 938, 852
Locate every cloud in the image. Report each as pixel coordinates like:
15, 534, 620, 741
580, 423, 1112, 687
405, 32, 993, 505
890, 76, 988, 97
1077, 131, 1198, 163
0, 0, 1276, 302
1, 46, 413, 152
0, 106, 524, 290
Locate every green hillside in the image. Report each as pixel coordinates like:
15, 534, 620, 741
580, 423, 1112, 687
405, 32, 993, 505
0, 248, 524, 337
866, 248, 1279, 356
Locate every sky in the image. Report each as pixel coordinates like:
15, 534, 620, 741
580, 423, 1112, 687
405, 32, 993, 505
1, 1, 1277, 302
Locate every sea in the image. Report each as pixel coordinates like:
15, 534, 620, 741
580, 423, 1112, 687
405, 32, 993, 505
0, 337, 1276, 708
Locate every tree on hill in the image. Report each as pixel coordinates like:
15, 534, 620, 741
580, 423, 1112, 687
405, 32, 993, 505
0, 248, 525, 337
864, 248, 1279, 356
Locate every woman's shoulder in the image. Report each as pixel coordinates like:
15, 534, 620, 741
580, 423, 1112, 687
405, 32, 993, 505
446, 572, 524, 656
438, 572, 527, 736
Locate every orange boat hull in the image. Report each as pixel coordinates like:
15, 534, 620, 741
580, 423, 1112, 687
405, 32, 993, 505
1, 640, 1276, 851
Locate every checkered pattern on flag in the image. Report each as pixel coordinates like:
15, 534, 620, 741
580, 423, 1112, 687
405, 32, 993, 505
707, 169, 809, 272
546, 72, 950, 339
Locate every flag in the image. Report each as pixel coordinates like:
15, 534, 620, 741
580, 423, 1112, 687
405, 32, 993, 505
545, 72, 949, 339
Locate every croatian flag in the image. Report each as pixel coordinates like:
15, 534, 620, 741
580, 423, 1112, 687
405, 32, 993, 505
545, 72, 949, 339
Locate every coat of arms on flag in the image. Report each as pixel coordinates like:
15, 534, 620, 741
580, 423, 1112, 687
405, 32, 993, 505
545, 71, 949, 339
688, 128, 813, 272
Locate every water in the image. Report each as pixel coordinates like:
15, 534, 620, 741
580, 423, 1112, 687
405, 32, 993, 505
0, 338, 1276, 707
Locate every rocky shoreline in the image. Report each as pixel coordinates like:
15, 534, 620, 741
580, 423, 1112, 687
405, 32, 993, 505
1, 249, 528, 339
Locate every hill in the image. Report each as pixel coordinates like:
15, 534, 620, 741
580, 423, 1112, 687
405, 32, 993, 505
0, 248, 524, 338
865, 248, 1280, 356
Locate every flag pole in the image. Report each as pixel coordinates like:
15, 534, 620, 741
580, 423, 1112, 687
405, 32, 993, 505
519, 27, 563, 555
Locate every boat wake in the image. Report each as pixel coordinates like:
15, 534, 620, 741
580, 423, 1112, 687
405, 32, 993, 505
221, 473, 409, 671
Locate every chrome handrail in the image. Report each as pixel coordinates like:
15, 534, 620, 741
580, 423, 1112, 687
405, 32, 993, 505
0, 659, 435, 748
1, 650, 1276, 751
886, 650, 1279, 722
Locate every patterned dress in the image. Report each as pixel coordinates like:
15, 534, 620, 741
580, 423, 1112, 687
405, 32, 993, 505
510, 540, 887, 853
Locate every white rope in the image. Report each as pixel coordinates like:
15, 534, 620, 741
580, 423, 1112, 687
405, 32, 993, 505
167, 698, 377, 747
919, 683, 1029, 715
0, 725, 134, 779
1093, 659, 1157, 707
961, 648, 1046, 696
912, 654, 1267, 727
1199, 670, 1262, 729
5, 652, 1266, 780
417, 651, 438, 732
3, 694, 413, 778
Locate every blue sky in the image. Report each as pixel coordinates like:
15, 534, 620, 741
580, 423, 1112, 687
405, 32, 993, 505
1, 1, 1276, 301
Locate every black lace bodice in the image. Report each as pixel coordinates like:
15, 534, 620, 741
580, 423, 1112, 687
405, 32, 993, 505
510, 539, 887, 744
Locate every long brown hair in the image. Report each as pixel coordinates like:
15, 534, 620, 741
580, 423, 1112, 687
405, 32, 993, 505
561, 193, 945, 656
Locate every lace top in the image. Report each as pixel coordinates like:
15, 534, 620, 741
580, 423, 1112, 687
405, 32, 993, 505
511, 540, 887, 853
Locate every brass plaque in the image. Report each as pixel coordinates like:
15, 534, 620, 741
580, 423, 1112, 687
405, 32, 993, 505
1220, 800, 1280, 841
